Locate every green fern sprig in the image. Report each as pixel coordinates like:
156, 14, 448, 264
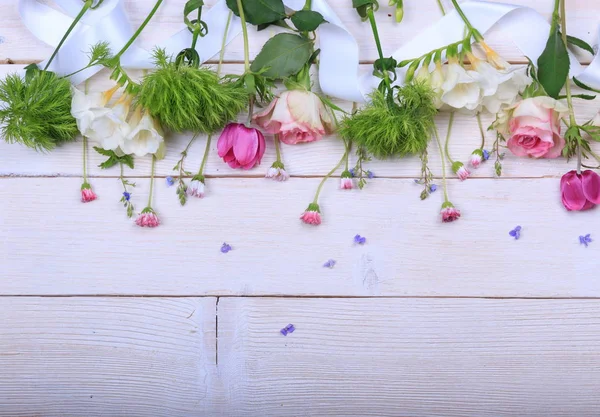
0, 71, 78, 151
136, 49, 248, 133
338, 82, 437, 159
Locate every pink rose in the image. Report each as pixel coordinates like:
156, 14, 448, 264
217, 123, 266, 170
560, 170, 600, 211
253, 90, 335, 145
506, 96, 568, 158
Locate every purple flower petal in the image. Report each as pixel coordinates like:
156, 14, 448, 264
323, 259, 336, 268
354, 234, 366, 245
166, 176, 175, 186
221, 243, 232, 253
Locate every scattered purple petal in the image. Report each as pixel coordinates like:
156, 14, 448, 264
509, 226, 522, 240
349, 168, 356, 178
221, 243, 232, 253
414, 179, 420, 184
579, 234, 592, 248
166, 176, 175, 186
367, 171, 375, 179
281, 324, 295, 336
323, 259, 336, 268
354, 234, 366, 245
429, 184, 438, 193
123, 191, 131, 201
482, 149, 491, 161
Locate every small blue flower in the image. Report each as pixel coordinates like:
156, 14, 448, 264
367, 171, 375, 179
509, 226, 522, 240
482, 149, 491, 161
323, 259, 336, 268
221, 243, 232, 253
429, 184, 438, 193
579, 234, 592, 248
348, 168, 356, 178
123, 192, 131, 201
280, 324, 295, 336
166, 176, 175, 186
354, 234, 366, 245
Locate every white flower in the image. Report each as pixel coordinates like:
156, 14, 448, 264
441, 61, 482, 112
87, 99, 131, 151
187, 176, 205, 198
415, 65, 431, 84
71, 87, 110, 136
121, 108, 165, 157
480, 67, 531, 114
265, 164, 290, 181
430, 63, 445, 109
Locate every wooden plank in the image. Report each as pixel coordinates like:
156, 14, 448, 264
216, 297, 600, 417
0, 297, 217, 417
1, 176, 598, 297
0, 0, 598, 64
1, 63, 599, 179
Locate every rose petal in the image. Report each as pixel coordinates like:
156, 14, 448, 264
582, 170, 600, 204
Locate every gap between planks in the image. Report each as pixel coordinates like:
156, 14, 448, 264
2, 294, 600, 299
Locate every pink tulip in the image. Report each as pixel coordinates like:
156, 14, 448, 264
560, 170, 600, 211
253, 90, 335, 145
217, 123, 266, 170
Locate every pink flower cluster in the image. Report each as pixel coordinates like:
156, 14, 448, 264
135, 208, 160, 228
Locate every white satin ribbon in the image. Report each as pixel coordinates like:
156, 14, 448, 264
16, 0, 600, 101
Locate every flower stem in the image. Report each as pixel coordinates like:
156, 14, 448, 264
148, 155, 156, 208
550, 0, 560, 33
236, 0, 251, 72
274, 134, 282, 163
344, 139, 350, 171
434, 126, 450, 203
198, 135, 212, 176
114, 0, 164, 61
436, 0, 446, 15
218, 12, 233, 76
449, 0, 483, 42
82, 136, 88, 183
476, 113, 485, 150
313, 150, 348, 203
444, 112, 456, 164
120, 163, 127, 191
44, 0, 93, 70
367, 8, 385, 62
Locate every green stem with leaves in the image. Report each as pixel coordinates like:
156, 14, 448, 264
313, 151, 348, 204
148, 156, 156, 208
444, 112, 456, 164
449, 0, 483, 41
366, 7, 390, 87
44, 0, 93, 70
558, 0, 580, 171
236, 0, 251, 72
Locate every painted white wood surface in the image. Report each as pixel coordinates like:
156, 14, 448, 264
1, 176, 599, 296
217, 298, 600, 417
2, 0, 600, 415
0, 297, 217, 417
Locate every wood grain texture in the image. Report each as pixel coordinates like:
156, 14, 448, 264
0, 297, 217, 417
1, 63, 599, 179
0, 0, 598, 64
217, 297, 600, 417
2, 176, 599, 297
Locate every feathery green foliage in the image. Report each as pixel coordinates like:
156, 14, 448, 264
338, 82, 437, 159
0, 71, 77, 151
136, 49, 248, 133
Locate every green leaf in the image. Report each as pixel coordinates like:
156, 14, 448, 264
225, 0, 285, 25
537, 28, 570, 99
250, 33, 313, 79
94, 147, 135, 170
566, 35, 595, 55
352, 0, 377, 19
290, 10, 326, 31
573, 77, 600, 94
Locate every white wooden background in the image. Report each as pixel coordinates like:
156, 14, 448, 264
1, 0, 600, 415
